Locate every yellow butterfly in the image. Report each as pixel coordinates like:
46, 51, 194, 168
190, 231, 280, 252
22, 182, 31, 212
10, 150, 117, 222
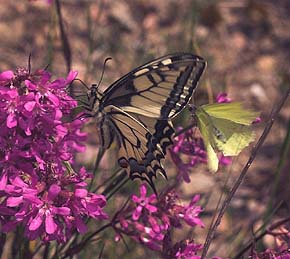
195, 102, 259, 172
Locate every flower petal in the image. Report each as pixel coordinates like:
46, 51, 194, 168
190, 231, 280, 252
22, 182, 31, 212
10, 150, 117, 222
45, 213, 57, 234
29, 214, 43, 231
75, 188, 88, 198
7, 196, 23, 207
66, 71, 78, 83
7, 113, 17, 128
0, 70, 14, 81
75, 216, 87, 234
139, 184, 147, 198
47, 184, 61, 201
0, 172, 8, 190
132, 205, 143, 221
24, 101, 36, 112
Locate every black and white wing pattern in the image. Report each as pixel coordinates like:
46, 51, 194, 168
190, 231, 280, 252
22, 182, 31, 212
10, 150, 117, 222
100, 106, 171, 191
95, 53, 206, 190
100, 53, 206, 119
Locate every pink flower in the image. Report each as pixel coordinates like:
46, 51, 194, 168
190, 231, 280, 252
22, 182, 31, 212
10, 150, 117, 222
170, 128, 207, 182
175, 241, 203, 259
0, 67, 107, 242
132, 184, 157, 220
113, 188, 206, 254
182, 195, 205, 228
253, 249, 290, 259
0, 71, 14, 86
28, 184, 70, 235
162, 233, 203, 259
216, 93, 231, 103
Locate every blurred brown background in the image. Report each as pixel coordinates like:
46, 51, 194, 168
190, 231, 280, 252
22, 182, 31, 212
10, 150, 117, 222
0, 0, 290, 258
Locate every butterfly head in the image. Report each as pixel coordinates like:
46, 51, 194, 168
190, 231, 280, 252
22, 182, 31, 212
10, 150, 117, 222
87, 84, 103, 114
88, 57, 111, 114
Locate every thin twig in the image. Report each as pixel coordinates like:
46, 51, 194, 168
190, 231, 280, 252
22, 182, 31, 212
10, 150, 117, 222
55, 0, 71, 73
229, 200, 283, 257
233, 216, 290, 259
100, 169, 128, 197
201, 87, 290, 258
98, 243, 105, 259
43, 243, 50, 259
62, 222, 112, 258
105, 177, 130, 201
94, 168, 121, 192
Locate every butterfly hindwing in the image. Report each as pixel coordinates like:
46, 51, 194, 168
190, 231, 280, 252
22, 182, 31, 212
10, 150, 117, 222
99, 116, 115, 149
210, 116, 255, 156
195, 107, 219, 172
100, 53, 206, 119
130, 114, 175, 155
102, 105, 168, 190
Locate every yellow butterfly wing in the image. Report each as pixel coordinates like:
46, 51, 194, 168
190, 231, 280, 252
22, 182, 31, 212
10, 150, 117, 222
195, 107, 219, 172
210, 116, 255, 156
201, 102, 259, 125
195, 102, 258, 172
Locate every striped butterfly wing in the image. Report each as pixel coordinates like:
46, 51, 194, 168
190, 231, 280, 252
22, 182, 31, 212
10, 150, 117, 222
98, 53, 206, 189
101, 105, 168, 191
131, 113, 175, 155
100, 53, 206, 119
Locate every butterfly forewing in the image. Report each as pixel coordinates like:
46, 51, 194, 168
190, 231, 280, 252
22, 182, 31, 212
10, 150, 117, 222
100, 53, 206, 119
201, 103, 259, 125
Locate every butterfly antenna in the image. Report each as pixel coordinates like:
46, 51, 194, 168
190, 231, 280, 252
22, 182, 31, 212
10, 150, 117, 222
72, 78, 91, 91
95, 57, 112, 94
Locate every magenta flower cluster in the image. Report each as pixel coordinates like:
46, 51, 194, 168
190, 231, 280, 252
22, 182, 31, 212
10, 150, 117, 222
170, 127, 208, 182
112, 184, 205, 257
0, 68, 107, 242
